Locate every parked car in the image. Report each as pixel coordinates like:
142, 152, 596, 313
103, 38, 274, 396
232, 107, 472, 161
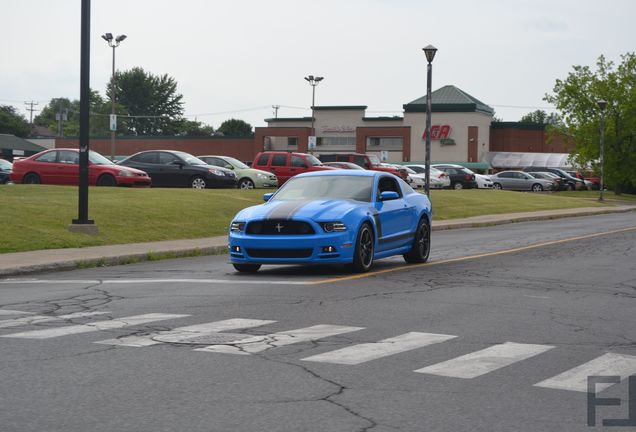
402, 166, 425, 189
566, 171, 596, 190
474, 173, 494, 189
9, 148, 151, 187
404, 165, 451, 189
118, 150, 237, 189
0, 158, 12, 184
252, 151, 337, 184
318, 153, 408, 181
228, 170, 432, 273
431, 164, 477, 189
490, 170, 554, 191
322, 161, 365, 170
528, 172, 565, 190
522, 167, 586, 191
198, 155, 278, 189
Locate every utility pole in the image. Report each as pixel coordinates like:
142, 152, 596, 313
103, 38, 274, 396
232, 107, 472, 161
24, 101, 39, 124
272, 105, 280, 118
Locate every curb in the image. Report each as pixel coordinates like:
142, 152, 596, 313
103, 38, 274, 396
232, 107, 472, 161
1, 206, 634, 277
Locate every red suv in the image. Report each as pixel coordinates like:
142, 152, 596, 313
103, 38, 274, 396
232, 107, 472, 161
318, 153, 408, 180
252, 151, 337, 184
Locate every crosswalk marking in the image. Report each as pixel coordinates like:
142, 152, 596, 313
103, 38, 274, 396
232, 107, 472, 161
194, 324, 364, 355
0, 310, 34, 316
95, 318, 276, 347
0, 313, 188, 339
0, 311, 109, 329
534, 353, 636, 393
414, 342, 555, 378
301, 332, 457, 365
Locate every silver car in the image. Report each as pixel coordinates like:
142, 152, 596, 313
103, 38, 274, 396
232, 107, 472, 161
490, 171, 554, 192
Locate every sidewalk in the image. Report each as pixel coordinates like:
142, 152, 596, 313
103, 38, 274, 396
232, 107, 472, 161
1, 205, 634, 277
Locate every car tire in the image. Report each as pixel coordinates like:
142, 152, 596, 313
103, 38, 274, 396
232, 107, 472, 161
493, 182, 503, 190
453, 182, 464, 190
233, 263, 261, 273
403, 217, 430, 264
531, 183, 543, 192
23, 173, 41, 184
190, 176, 207, 189
97, 174, 117, 187
350, 223, 374, 273
239, 178, 255, 189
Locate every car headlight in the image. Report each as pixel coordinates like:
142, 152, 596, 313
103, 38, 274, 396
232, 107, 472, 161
118, 170, 134, 177
320, 222, 347, 232
208, 168, 224, 176
230, 221, 246, 232
255, 172, 267, 178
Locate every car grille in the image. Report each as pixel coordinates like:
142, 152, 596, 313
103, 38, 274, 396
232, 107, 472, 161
246, 220, 315, 235
246, 248, 313, 258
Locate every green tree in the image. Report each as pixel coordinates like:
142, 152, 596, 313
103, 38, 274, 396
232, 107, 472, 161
34, 92, 112, 137
174, 119, 215, 136
545, 53, 636, 193
0, 105, 30, 137
217, 118, 253, 136
108, 67, 184, 135
519, 109, 562, 126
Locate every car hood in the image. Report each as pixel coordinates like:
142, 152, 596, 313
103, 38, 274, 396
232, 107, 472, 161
243, 168, 276, 177
109, 165, 147, 175
234, 199, 363, 222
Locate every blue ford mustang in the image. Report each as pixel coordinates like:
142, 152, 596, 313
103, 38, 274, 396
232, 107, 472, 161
228, 170, 432, 273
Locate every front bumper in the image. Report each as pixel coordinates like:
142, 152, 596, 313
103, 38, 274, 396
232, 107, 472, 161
207, 174, 238, 188
254, 176, 279, 188
117, 175, 151, 187
229, 230, 356, 265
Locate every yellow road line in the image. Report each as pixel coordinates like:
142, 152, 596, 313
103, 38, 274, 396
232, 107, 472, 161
308, 226, 636, 285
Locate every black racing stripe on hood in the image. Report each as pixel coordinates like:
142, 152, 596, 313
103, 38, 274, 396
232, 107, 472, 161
265, 200, 311, 220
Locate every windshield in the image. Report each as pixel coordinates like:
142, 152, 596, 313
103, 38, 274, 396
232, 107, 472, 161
89, 151, 115, 165
305, 154, 322, 166
174, 151, 207, 165
367, 155, 380, 165
224, 157, 249, 169
272, 175, 373, 202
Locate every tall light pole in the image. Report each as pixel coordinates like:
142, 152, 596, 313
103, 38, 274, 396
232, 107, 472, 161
102, 32, 127, 161
597, 100, 607, 202
422, 45, 437, 196
304, 75, 323, 152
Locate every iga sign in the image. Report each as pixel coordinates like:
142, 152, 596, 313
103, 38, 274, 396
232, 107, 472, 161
422, 125, 451, 140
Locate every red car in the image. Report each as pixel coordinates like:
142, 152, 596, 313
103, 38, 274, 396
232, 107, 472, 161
10, 148, 151, 187
252, 151, 337, 184
317, 152, 409, 181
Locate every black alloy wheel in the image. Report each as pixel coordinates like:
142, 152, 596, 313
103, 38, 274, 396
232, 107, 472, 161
404, 217, 431, 263
351, 223, 374, 272
233, 263, 261, 273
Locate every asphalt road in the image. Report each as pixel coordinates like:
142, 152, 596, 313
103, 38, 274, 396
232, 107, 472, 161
1, 213, 636, 432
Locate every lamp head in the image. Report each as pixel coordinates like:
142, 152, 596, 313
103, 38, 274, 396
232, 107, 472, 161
115, 34, 127, 43
597, 100, 607, 111
102, 33, 113, 42
423, 44, 438, 63
315, 76, 324, 82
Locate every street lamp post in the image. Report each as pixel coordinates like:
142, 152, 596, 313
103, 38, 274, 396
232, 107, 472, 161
597, 100, 607, 202
304, 75, 323, 152
422, 45, 437, 196
101, 32, 127, 161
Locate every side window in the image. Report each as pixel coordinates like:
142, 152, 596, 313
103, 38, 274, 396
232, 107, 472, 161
58, 151, 79, 164
446, 168, 459, 175
377, 176, 402, 198
353, 156, 369, 168
499, 172, 513, 178
159, 152, 179, 165
205, 157, 223, 167
291, 155, 307, 168
271, 154, 287, 167
131, 152, 157, 164
256, 153, 270, 166
35, 151, 58, 163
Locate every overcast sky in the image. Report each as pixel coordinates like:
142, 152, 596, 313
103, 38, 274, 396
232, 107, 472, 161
2, 0, 635, 129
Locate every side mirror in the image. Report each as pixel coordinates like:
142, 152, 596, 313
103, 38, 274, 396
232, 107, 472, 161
172, 160, 185, 168
263, 192, 274, 202
379, 191, 399, 201
227, 165, 234, 170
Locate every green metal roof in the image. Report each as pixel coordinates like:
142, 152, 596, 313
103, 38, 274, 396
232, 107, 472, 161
395, 161, 491, 170
0, 134, 47, 152
403, 85, 494, 114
